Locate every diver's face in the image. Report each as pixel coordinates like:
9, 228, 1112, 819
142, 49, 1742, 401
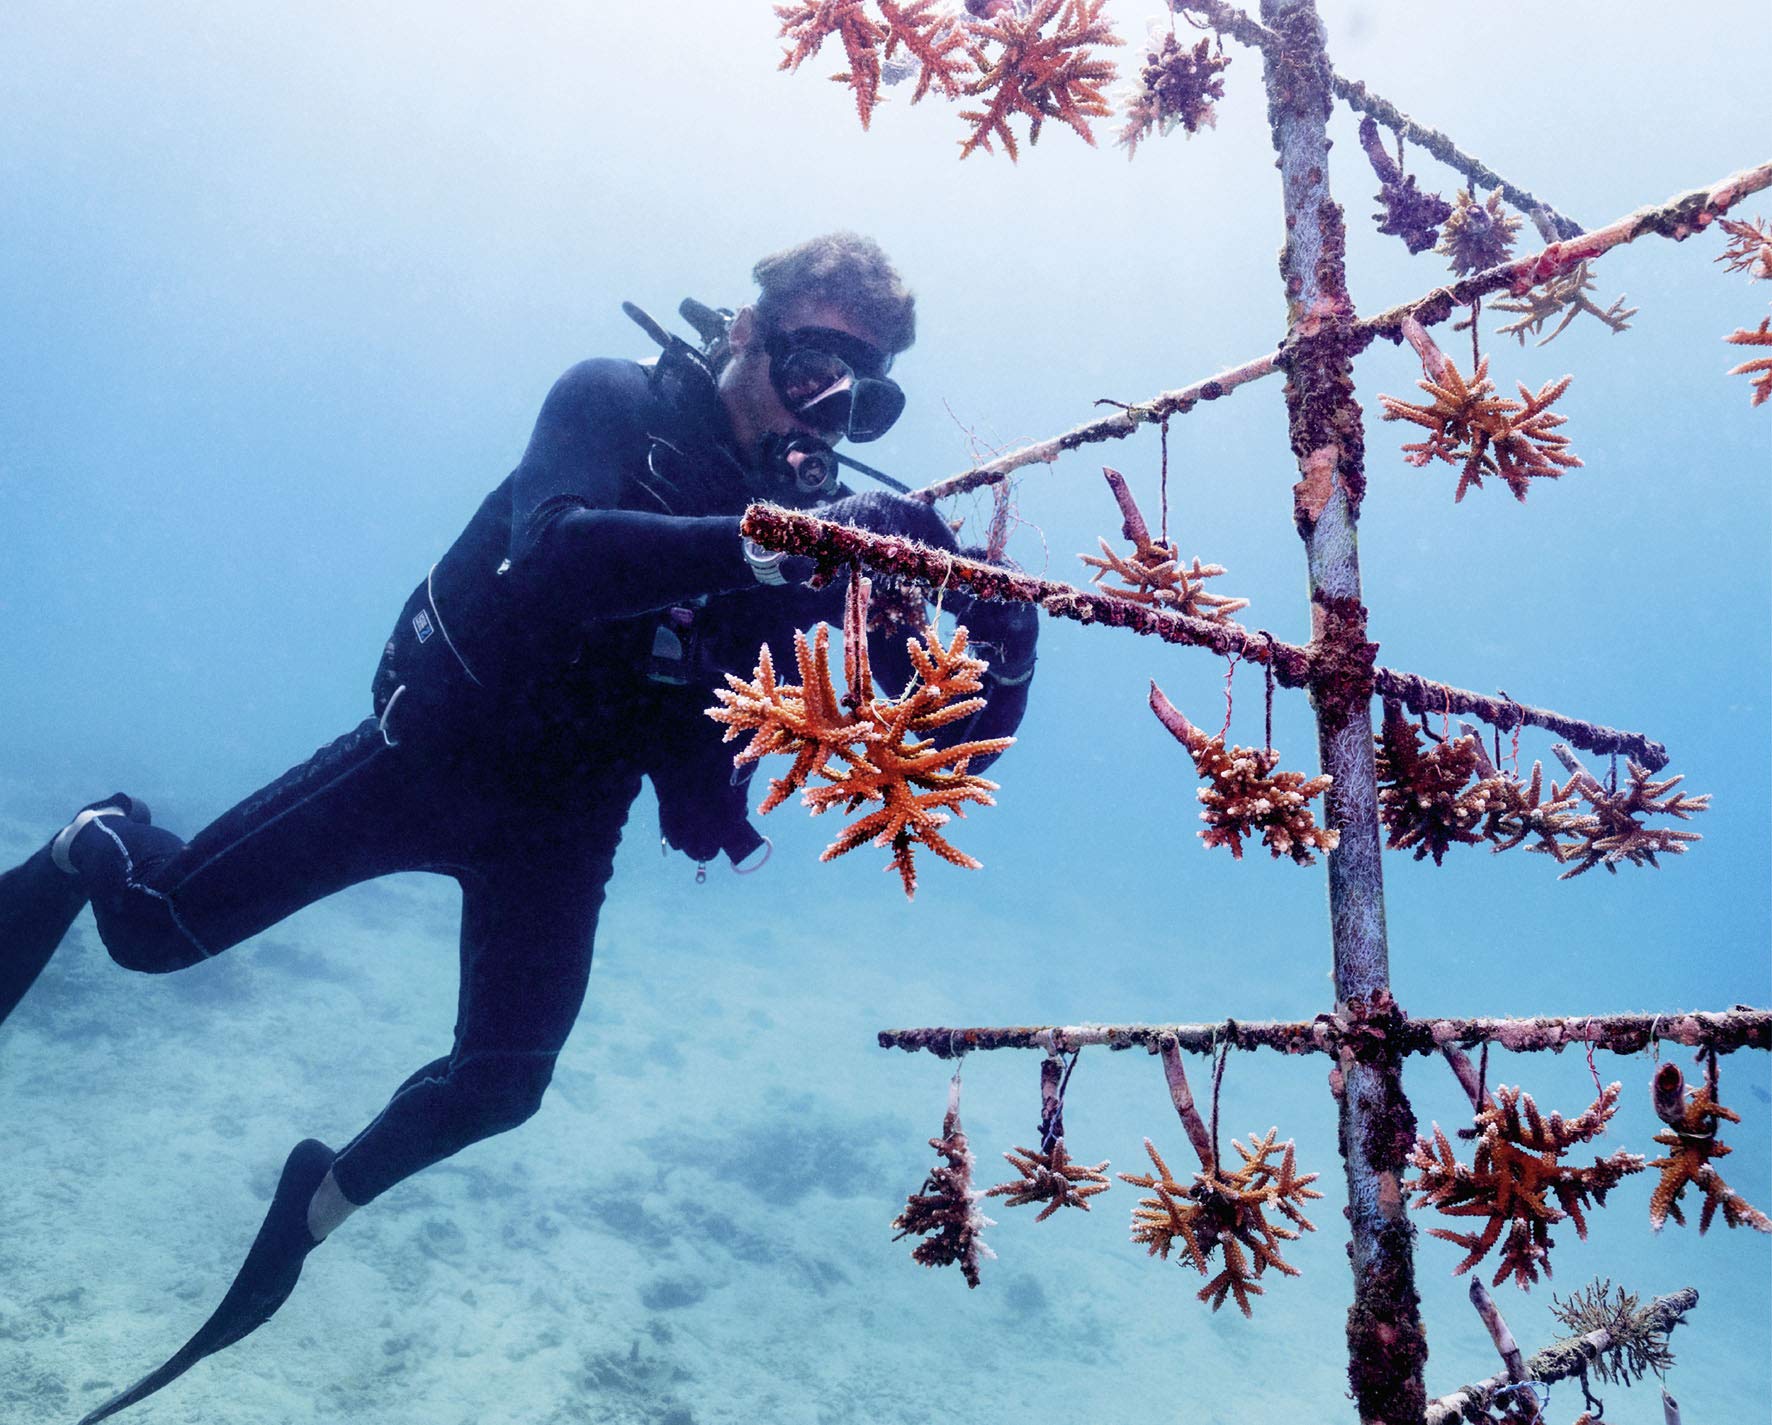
718, 297, 888, 461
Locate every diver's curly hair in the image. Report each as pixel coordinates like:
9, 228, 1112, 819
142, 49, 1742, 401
752, 232, 916, 355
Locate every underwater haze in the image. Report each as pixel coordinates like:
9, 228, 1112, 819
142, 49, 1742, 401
2, 2, 1768, 1423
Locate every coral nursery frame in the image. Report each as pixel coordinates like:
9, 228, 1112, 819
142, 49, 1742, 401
746, 2, 1772, 1421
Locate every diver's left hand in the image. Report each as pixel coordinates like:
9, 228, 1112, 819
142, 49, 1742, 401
951, 556, 1038, 683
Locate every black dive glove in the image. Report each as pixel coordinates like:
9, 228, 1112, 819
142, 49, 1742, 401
952, 585, 1039, 685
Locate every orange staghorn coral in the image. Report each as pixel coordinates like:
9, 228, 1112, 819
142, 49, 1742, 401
1150, 684, 1338, 865
985, 1140, 1112, 1221
706, 574, 1011, 898
1405, 1083, 1645, 1291
1118, 1128, 1322, 1318
775, 0, 889, 127
1379, 353, 1582, 502
1646, 1062, 1772, 1234
958, 0, 1121, 161
879, 0, 974, 103
1725, 316, 1772, 407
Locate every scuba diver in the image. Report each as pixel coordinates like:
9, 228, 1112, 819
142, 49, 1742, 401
0, 232, 1038, 1422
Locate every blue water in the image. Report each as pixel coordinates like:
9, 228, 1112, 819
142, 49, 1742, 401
2, 2, 1766, 1422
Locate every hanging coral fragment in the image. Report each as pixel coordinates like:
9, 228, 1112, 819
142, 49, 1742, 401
892, 1068, 996, 1286
985, 1050, 1111, 1220
1375, 705, 1491, 864
1375, 705, 1583, 865
1080, 466, 1248, 620
1543, 746, 1709, 880
1116, 1036, 1321, 1318
1116, 27, 1230, 159
774, 0, 973, 129
1356, 115, 1451, 254
1438, 187, 1522, 276
1379, 324, 1582, 502
1118, 1128, 1322, 1317
1150, 684, 1338, 865
706, 573, 1012, 897
1405, 1082, 1645, 1290
1490, 262, 1637, 346
1646, 1060, 1772, 1234
958, 0, 1121, 160
1714, 214, 1772, 283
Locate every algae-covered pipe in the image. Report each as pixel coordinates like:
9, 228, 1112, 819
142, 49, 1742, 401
1256, 2, 1428, 1419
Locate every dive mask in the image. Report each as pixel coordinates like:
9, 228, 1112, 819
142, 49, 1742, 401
763, 324, 905, 444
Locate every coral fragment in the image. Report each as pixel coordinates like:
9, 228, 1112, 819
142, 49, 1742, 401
1150, 685, 1338, 865
959, 0, 1121, 161
1117, 1128, 1322, 1317
707, 574, 1011, 897
1405, 1083, 1645, 1290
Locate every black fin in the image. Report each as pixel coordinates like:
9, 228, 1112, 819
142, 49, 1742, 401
77, 1139, 336, 1424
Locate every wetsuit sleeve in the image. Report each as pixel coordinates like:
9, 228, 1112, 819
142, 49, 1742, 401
503, 360, 757, 621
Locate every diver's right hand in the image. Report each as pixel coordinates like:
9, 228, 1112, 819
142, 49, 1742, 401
814, 491, 959, 553
756, 491, 958, 587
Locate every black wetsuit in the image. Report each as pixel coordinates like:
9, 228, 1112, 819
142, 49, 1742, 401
59, 356, 1034, 1207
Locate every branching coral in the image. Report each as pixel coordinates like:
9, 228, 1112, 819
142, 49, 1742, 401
1375, 706, 1584, 865
1116, 29, 1229, 158
985, 1140, 1112, 1220
775, 1, 888, 127
879, 0, 975, 102
1357, 115, 1451, 254
1079, 537, 1248, 620
892, 1072, 996, 1286
1079, 464, 1248, 620
1471, 760, 1581, 860
1725, 316, 1772, 407
1491, 263, 1637, 346
1379, 352, 1582, 502
1438, 187, 1522, 276
1546, 751, 1709, 880
959, 0, 1120, 160
775, 0, 971, 128
706, 574, 1011, 897
1715, 214, 1772, 281
1118, 1129, 1321, 1317
1406, 1083, 1645, 1290
1150, 684, 1338, 865
1646, 1062, 1771, 1234
1549, 1278, 1678, 1385
1375, 704, 1489, 864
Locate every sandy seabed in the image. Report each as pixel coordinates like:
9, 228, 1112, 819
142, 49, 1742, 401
0, 800, 1764, 1425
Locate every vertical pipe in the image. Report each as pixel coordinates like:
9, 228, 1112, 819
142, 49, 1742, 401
1255, 2, 1428, 1419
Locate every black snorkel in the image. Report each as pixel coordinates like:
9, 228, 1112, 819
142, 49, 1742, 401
622, 299, 912, 497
